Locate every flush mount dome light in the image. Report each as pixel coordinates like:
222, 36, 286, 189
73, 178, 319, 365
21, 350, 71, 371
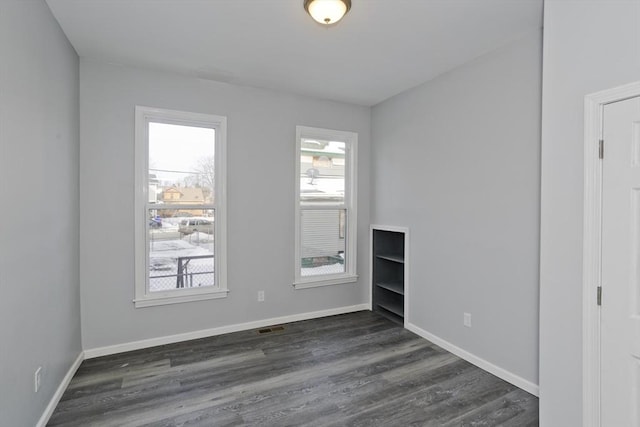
304, 0, 351, 25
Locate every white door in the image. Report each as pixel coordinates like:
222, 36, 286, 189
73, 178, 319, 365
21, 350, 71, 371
601, 96, 640, 426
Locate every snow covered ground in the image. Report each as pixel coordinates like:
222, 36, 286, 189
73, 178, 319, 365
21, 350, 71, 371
149, 229, 214, 292
147, 220, 346, 292
301, 263, 345, 276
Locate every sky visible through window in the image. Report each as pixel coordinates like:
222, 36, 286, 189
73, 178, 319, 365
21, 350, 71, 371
149, 122, 214, 185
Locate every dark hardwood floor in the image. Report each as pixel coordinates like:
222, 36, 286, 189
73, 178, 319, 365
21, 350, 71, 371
48, 311, 538, 426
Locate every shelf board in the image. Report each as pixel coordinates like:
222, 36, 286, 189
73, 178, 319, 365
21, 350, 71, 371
376, 300, 404, 318
376, 281, 404, 295
375, 308, 404, 325
375, 254, 404, 264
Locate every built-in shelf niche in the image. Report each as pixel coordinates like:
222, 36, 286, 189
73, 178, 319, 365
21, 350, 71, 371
371, 226, 408, 325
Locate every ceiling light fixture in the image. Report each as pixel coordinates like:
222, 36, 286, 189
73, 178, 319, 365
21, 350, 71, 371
304, 0, 351, 25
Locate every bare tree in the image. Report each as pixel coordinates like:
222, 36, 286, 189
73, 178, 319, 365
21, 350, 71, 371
193, 156, 215, 199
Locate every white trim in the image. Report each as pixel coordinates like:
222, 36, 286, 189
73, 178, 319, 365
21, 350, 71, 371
583, 91, 604, 427
370, 224, 410, 234
406, 322, 539, 397
36, 352, 84, 427
134, 106, 227, 308
368, 226, 374, 311
293, 274, 358, 289
84, 304, 369, 359
370, 224, 410, 325
294, 125, 358, 287
583, 80, 640, 427
133, 289, 229, 308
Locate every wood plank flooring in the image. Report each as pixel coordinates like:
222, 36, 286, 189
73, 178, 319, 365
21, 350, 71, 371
48, 311, 538, 426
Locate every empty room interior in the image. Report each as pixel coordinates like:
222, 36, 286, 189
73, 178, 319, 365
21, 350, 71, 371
2, 0, 640, 426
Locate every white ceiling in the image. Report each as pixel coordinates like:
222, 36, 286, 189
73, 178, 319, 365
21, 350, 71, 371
46, 0, 543, 106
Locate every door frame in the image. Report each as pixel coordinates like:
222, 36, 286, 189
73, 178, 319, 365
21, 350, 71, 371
583, 81, 640, 427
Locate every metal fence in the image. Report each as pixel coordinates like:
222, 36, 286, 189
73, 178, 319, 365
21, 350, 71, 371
149, 255, 215, 291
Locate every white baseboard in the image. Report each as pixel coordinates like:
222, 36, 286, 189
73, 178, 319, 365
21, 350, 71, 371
84, 304, 370, 359
36, 351, 84, 427
406, 322, 539, 397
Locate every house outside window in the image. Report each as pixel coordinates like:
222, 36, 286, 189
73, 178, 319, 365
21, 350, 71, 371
134, 106, 227, 307
294, 126, 358, 289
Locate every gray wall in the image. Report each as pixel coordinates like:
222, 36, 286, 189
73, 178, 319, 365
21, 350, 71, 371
371, 31, 542, 385
0, 1, 81, 425
79, 61, 371, 349
539, 1, 640, 425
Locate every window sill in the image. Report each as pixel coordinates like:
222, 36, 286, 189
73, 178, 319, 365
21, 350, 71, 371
134, 288, 229, 308
293, 274, 358, 290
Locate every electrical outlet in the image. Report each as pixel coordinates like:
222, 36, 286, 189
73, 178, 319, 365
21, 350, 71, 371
34, 367, 42, 393
258, 291, 265, 302
463, 313, 472, 328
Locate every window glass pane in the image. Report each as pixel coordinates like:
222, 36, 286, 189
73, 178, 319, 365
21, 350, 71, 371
148, 207, 215, 292
149, 122, 215, 206
300, 138, 345, 205
300, 209, 346, 276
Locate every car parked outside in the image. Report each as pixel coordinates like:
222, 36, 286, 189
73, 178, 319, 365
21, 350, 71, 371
178, 218, 214, 235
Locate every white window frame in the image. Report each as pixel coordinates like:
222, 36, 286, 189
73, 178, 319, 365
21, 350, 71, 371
294, 125, 358, 289
134, 106, 228, 308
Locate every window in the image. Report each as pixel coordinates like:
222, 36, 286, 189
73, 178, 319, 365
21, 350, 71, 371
294, 126, 357, 289
134, 106, 227, 307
